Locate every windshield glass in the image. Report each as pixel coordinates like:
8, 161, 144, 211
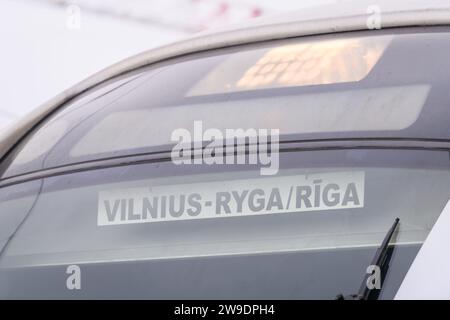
1, 149, 449, 299
2, 28, 450, 299
4, 28, 450, 178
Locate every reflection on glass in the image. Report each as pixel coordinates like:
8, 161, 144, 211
189, 36, 391, 95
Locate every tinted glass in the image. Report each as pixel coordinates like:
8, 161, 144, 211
2, 28, 450, 299
1, 149, 449, 299
2, 29, 450, 179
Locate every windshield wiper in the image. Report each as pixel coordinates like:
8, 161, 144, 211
336, 217, 400, 300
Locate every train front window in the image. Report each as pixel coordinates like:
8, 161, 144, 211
6, 28, 450, 178
2, 28, 450, 299
1, 149, 450, 299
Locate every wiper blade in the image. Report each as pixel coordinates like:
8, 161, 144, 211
336, 217, 400, 300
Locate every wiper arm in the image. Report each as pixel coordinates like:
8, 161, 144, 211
336, 217, 400, 300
